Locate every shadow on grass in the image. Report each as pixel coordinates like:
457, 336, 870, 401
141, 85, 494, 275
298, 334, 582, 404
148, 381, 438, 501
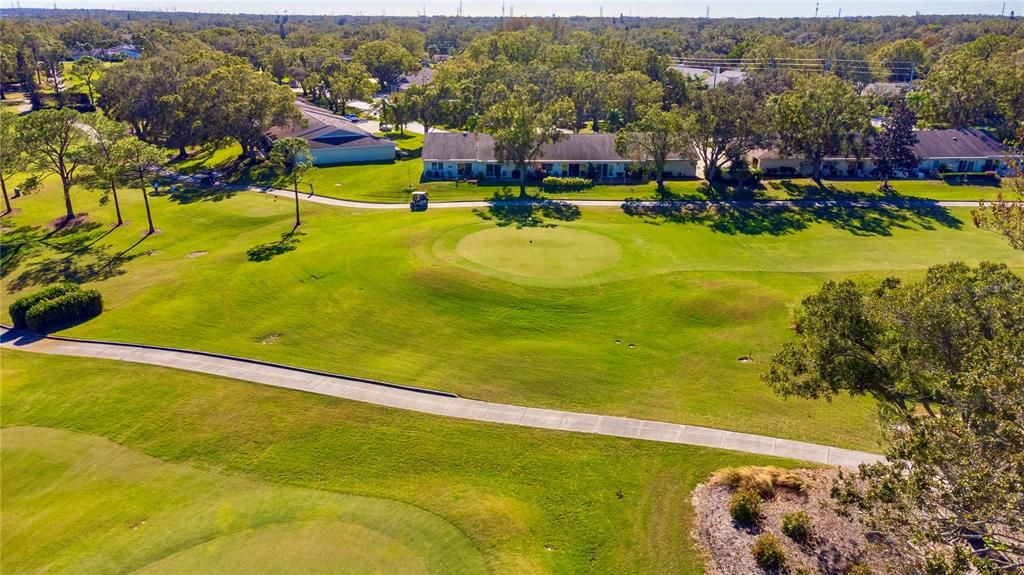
622, 198, 962, 237
247, 228, 305, 262
474, 189, 581, 228
770, 180, 889, 201
4, 219, 141, 292
151, 185, 237, 204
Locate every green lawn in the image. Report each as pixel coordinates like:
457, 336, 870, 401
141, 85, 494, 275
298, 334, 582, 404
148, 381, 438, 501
1, 425, 483, 575
1, 351, 788, 574
4, 176, 1022, 451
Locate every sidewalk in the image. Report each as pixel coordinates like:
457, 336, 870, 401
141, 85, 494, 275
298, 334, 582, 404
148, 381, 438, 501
0, 327, 882, 467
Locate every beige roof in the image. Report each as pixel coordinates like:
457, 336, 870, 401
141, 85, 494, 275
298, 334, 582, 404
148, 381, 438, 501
424, 132, 695, 163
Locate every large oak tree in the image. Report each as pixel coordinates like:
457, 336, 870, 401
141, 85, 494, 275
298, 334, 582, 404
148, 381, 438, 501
769, 74, 869, 185
764, 262, 1024, 573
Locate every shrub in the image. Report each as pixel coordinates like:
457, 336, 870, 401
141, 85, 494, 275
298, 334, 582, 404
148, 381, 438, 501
781, 511, 813, 543
845, 563, 872, 575
710, 466, 808, 498
541, 176, 592, 192
940, 171, 1000, 184
752, 533, 786, 570
24, 289, 103, 333
8, 283, 80, 329
728, 488, 762, 526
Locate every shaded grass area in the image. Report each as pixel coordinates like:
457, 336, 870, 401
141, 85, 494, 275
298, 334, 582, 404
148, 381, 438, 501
0, 351, 791, 574
0, 425, 483, 575
3, 177, 1023, 450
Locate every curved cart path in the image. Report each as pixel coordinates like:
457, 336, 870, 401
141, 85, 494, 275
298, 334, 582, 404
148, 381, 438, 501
1, 327, 882, 467
247, 185, 990, 210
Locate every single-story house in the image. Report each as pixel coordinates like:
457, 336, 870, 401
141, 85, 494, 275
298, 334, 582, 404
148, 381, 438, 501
268, 99, 396, 166
396, 68, 436, 91
70, 43, 141, 61
912, 129, 1016, 173
422, 132, 697, 181
747, 129, 1018, 178
860, 82, 910, 98
675, 65, 746, 88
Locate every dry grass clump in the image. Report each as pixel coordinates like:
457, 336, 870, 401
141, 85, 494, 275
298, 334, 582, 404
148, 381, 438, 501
709, 466, 808, 498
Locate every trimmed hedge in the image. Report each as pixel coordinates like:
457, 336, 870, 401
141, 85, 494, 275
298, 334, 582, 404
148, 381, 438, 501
541, 176, 592, 192
24, 289, 104, 333
8, 283, 80, 329
939, 171, 1000, 184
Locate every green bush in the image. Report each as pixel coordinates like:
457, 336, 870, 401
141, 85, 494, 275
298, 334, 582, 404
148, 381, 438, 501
728, 488, 762, 526
8, 283, 80, 329
752, 533, 786, 569
541, 176, 592, 192
845, 563, 872, 575
781, 511, 813, 543
24, 289, 103, 333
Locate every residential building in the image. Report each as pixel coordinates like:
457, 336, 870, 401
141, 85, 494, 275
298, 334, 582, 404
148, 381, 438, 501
70, 43, 141, 61
268, 99, 396, 166
422, 132, 697, 181
396, 68, 436, 91
675, 65, 746, 88
747, 129, 1017, 178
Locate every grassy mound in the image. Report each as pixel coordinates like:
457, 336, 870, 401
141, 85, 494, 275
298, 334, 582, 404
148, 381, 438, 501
0, 425, 483, 575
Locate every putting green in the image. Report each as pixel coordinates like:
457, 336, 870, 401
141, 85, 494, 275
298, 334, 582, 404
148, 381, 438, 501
137, 521, 428, 575
454, 226, 622, 279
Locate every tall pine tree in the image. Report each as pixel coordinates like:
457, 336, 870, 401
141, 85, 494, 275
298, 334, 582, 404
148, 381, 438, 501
873, 97, 920, 192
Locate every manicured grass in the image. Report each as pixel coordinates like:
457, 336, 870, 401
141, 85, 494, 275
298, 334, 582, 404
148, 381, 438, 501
1, 351, 790, 574
1, 425, 482, 575
4, 177, 1022, 450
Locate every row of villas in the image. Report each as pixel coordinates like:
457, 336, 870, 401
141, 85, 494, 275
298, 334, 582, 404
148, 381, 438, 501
749, 129, 1016, 178
421, 129, 1017, 183
267, 101, 1017, 180
422, 133, 698, 181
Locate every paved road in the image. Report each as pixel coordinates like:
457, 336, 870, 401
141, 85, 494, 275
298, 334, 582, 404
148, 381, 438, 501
254, 185, 990, 211
1, 327, 882, 467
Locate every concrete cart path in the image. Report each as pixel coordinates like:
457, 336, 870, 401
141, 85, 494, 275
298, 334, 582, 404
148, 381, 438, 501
252, 186, 990, 211
1, 327, 882, 467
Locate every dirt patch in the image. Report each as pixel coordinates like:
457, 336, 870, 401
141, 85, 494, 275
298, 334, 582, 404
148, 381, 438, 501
47, 214, 91, 230
259, 333, 282, 345
692, 468, 894, 574
185, 251, 208, 258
